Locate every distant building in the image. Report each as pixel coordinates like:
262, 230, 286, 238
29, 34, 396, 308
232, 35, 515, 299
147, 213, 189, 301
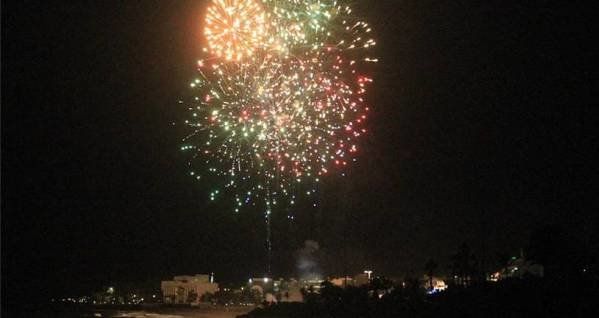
161, 274, 218, 304
353, 273, 370, 286
330, 276, 355, 287
247, 277, 290, 303
247, 277, 305, 303
421, 276, 448, 294
490, 256, 544, 281
301, 278, 325, 293
280, 279, 303, 302
247, 277, 275, 298
329, 273, 369, 287
248, 277, 274, 291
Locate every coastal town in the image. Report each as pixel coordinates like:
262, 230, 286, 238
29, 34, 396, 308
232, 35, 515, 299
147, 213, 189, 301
54, 251, 545, 308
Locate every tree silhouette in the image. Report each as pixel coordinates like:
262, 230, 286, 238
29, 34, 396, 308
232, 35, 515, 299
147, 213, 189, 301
370, 276, 393, 291
450, 243, 477, 287
424, 259, 438, 290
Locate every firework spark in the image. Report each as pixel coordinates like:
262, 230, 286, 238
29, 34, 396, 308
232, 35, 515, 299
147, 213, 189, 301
183, 0, 377, 212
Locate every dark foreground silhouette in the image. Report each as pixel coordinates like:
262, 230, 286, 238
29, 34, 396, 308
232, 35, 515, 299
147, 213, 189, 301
240, 276, 598, 318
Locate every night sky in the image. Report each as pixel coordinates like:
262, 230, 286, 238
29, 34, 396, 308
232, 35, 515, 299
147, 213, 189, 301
2, 0, 596, 305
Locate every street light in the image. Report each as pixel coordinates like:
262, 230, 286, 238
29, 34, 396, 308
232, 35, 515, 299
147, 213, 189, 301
364, 270, 373, 280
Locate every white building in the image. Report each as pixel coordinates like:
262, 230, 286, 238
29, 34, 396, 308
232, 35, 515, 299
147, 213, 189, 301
161, 274, 219, 304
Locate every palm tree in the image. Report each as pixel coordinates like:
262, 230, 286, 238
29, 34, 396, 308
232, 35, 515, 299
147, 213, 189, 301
424, 259, 438, 290
451, 243, 477, 286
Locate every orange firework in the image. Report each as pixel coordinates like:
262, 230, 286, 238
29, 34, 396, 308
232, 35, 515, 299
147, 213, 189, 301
204, 0, 267, 61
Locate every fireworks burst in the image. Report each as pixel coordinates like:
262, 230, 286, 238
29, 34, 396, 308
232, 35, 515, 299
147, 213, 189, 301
205, 0, 268, 61
182, 0, 377, 213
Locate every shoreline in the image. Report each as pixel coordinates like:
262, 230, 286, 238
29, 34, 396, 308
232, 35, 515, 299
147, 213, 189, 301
7, 304, 256, 318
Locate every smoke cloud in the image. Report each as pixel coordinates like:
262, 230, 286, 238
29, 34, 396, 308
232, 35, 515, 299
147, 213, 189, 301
296, 240, 323, 280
